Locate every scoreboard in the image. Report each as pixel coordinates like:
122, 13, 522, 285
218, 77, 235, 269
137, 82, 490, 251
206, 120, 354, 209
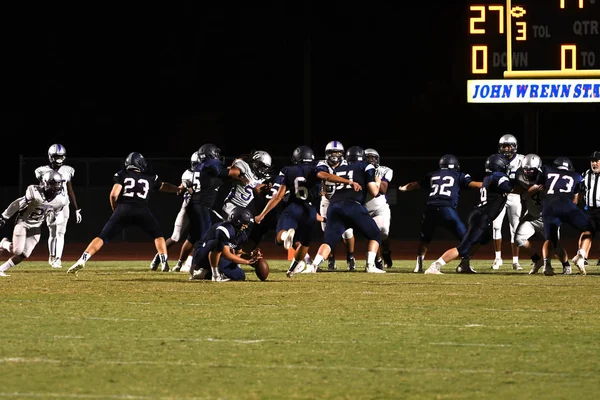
467, 0, 600, 103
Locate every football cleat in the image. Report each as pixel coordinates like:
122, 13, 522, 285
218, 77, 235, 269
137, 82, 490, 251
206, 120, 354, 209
572, 254, 587, 275
491, 258, 502, 270
150, 254, 160, 271
365, 264, 386, 273
512, 263, 522, 271
562, 264, 572, 275
424, 262, 443, 275
51, 258, 62, 269
161, 261, 170, 273
542, 263, 555, 276
283, 228, 295, 250
67, 262, 85, 274
529, 260, 544, 275
382, 250, 393, 268
456, 257, 476, 273
0, 270, 9, 277
172, 260, 183, 272
413, 257, 423, 273
327, 257, 336, 271
375, 258, 384, 270
347, 257, 356, 272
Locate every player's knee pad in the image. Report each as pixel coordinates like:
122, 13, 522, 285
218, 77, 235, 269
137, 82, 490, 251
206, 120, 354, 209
492, 228, 502, 240
515, 237, 527, 247
56, 225, 67, 236
342, 228, 353, 240
170, 231, 182, 242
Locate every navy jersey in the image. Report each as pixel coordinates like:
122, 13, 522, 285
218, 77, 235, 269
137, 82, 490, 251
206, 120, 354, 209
537, 165, 584, 204
475, 172, 513, 220
330, 160, 376, 204
190, 158, 230, 207
199, 221, 249, 254
113, 169, 163, 207
274, 164, 321, 207
419, 169, 473, 209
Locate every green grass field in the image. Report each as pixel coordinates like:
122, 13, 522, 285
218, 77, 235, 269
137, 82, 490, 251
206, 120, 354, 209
1, 260, 600, 400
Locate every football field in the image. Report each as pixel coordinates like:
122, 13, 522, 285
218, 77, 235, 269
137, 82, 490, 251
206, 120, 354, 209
1, 260, 599, 399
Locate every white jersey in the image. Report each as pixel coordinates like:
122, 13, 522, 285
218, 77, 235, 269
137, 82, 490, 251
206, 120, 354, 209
316, 160, 336, 200
365, 165, 393, 212
507, 154, 525, 180
34, 164, 75, 205
223, 159, 266, 208
180, 168, 194, 207
1, 185, 68, 229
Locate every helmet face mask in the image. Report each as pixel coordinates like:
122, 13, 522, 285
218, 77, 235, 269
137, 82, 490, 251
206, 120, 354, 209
250, 150, 272, 179
364, 148, 380, 168
498, 134, 518, 159
325, 141, 345, 166
48, 144, 66, 168
522, 153, 542, 180
40, 170, 64, 199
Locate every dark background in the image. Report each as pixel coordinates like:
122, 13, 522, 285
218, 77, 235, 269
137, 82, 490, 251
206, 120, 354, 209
3, 2, 599, 185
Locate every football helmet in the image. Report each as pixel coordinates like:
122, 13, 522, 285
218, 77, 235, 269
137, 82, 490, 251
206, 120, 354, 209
521, 153, 542, 180
485, 153, 510, 174
439, 154, 460, 171
553, 156, 574, 171
125, 152, 147, 172
345, 146, 364, 163
291, 145, 315, 164
48, 144, 67, 168
250, 150, 272, 179
190, 151, 200, 169
498, 134, 518, 158
229, 206, 254, 230
325, 141, 345, 166
364, 148, 380, 168
39, 170, 64, 199
198, 144, 221, 161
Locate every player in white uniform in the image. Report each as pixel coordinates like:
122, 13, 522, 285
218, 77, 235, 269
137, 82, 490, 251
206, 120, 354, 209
318, 141, 356, 271
34, 144, 81, 268
364, 148, 394, 269
151, 152, 199, 272
222, 150, 273, 221
0, 171, 68, 276
513, 154, 570, 274
491, 134, 525, 270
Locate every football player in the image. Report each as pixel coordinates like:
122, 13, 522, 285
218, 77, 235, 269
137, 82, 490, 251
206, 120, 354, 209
425, 154, 513, 274
254, 145, 360, 278
399, 154, 481, 273
580, 151, 600, 267
512, 154, 570, 274
0, 171, 68, 276
189, 206, 261, 282
529, 157, 593, 276
491, 134, 525, 270
34, 144, 82, 268
364, 148, 394, 269
150, 151, 199, 273
67, 152, 182, 274
304, 146, 384, 275
318, 140, 357, 271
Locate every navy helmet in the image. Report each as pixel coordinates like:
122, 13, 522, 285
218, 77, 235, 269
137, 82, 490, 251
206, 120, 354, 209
125, 152, 147, 172
485, 153, 509, 174
439, 154, 460, 171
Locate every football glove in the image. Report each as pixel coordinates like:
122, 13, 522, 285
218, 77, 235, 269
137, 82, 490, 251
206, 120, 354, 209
76, 209, 83, 224
0, 216, 6, 228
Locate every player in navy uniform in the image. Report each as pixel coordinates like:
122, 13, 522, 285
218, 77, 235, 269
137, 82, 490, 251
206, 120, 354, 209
189, 207, 261, 282
254, 145, 360, 278
424, 153, 513, 274
67, 152, 182, 274
174, 143, 243, 267
399, 154, 481, 273
529, 156, 594, 276
304, 146, 385, 274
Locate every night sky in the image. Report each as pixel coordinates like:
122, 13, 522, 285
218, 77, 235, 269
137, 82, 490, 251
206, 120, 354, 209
4, 2, 599, 184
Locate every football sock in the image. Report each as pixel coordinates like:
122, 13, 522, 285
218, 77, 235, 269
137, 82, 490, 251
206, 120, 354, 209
495, 251, 501, 259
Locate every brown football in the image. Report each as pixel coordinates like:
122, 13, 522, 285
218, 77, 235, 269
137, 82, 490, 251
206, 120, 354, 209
252, 258, 269, 281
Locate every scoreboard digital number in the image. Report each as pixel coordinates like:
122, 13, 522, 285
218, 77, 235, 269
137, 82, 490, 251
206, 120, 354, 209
467, 0, 600, 103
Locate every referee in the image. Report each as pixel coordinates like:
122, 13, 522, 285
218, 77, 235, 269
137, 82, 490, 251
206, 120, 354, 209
582, 151, 600, 266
